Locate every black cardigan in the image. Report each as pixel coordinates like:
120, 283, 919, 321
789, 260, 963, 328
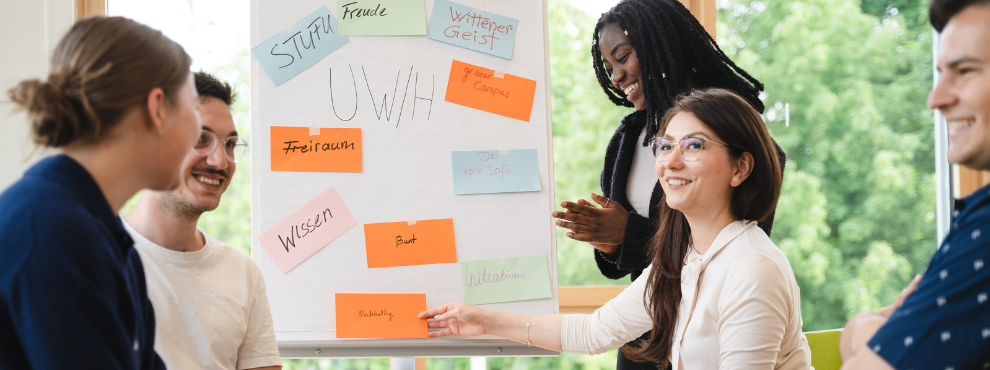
595, 110, 785, 282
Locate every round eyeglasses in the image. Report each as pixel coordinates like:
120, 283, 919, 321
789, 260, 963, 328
651, 136, 730, 162
191, 130, 248, 162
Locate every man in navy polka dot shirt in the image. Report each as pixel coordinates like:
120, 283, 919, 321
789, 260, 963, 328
839, 0, 990, 368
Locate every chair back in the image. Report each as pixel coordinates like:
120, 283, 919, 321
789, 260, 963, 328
805, 329, 843, 370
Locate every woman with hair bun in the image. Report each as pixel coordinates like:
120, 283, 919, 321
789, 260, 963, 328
0, 16, 200, 369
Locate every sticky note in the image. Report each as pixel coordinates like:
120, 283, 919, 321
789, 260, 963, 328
270, 127, 362, 173
427, 0, 519, 59
451, 149, 541, 195
444, 60, 537, 121
460, 255, 552, 305
363, 218, 457, 268
251, 6, 350, 86
338, 0, 427, 36
335, 293, 428, 338
258, 187, 358, 274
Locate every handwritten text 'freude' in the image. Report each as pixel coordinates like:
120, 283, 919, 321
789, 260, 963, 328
464, 267, 528, 287
358, 309, 395, 321
341, 2, 387, 19
277, 208, 333, 252
441, 8, 513, 51
270, 15, 338, 69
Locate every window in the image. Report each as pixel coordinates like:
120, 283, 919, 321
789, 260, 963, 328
716, 0, 936, 330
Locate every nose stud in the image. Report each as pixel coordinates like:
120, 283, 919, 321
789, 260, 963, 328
624, 30, 628, 35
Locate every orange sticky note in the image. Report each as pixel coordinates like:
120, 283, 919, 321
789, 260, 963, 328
363, 218, 457, 268
444, 60, 537, 121
270, 127, 362, 172
335, 293, 428, 339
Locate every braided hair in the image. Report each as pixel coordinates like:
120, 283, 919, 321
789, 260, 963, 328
591, 0, 765, 146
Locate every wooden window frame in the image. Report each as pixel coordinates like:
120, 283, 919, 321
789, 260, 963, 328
76, 0, 105, 20
957, 166, 990, 198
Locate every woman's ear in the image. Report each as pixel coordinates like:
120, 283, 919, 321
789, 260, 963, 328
145, 87, 167, 134
731, 152, 755, 187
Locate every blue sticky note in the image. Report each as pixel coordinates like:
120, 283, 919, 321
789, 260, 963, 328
427, 0, 519, 59
451, 149, 541, 195
251, 6, 350, 86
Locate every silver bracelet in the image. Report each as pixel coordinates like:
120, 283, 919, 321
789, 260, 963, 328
596, 248, 617, 265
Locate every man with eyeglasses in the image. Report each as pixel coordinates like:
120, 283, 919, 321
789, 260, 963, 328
839, 0, 990, 368
123, 72, 281, 370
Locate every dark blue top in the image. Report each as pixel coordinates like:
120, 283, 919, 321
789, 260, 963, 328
869, 183, 990, 369
0, 155, 165, 370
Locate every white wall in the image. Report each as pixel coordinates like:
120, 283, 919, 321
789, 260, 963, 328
0, 0, 73, 190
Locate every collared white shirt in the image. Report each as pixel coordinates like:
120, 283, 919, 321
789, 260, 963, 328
561, 220, 811, 369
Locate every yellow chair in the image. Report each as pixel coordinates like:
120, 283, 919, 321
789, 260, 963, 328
805, 329, 843, 370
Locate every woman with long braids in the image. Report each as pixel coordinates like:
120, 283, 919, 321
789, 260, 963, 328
550, 1, 784, 367
421, 88, 811, 369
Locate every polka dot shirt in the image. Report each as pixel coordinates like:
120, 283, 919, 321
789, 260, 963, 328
868, 183, 990, 369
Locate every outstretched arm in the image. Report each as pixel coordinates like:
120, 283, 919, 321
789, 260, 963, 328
418, 303, 564, 352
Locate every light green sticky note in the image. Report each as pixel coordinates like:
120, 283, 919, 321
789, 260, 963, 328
460, 255, 552, 305
337, 0, 427, 36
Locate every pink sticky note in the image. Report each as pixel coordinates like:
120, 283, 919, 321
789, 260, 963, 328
258, 187, 357, 273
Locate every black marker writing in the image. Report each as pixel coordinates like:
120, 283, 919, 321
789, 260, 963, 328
282, 140, 356, 154
278, 208, 334, 252
358, 309, 395, 321
396, 234, 417, 247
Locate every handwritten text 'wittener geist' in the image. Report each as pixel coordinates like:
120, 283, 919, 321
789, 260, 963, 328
441, 8, 514, 51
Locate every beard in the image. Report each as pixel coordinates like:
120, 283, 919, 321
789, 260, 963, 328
158, 190, 216, 220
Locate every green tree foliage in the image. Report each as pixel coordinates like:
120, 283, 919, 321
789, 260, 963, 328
717, 0, 936, 330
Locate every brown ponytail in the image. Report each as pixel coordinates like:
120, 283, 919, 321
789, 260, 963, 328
7, 16, 191, 148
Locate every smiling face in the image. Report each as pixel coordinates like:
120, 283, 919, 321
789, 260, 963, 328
928, 4, 990, 170
599, 23, 646, 110
157, 96, 237, 218
655, 112, 741, 218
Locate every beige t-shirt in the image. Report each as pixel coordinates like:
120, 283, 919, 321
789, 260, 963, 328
123, 219, 281, 370
561, 220, 811, 370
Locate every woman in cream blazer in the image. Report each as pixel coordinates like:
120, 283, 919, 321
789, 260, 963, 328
420, 88, 812, 369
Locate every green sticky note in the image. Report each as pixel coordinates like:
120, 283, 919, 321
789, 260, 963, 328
460, 255, 552, 305
338, 0, 427, 36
